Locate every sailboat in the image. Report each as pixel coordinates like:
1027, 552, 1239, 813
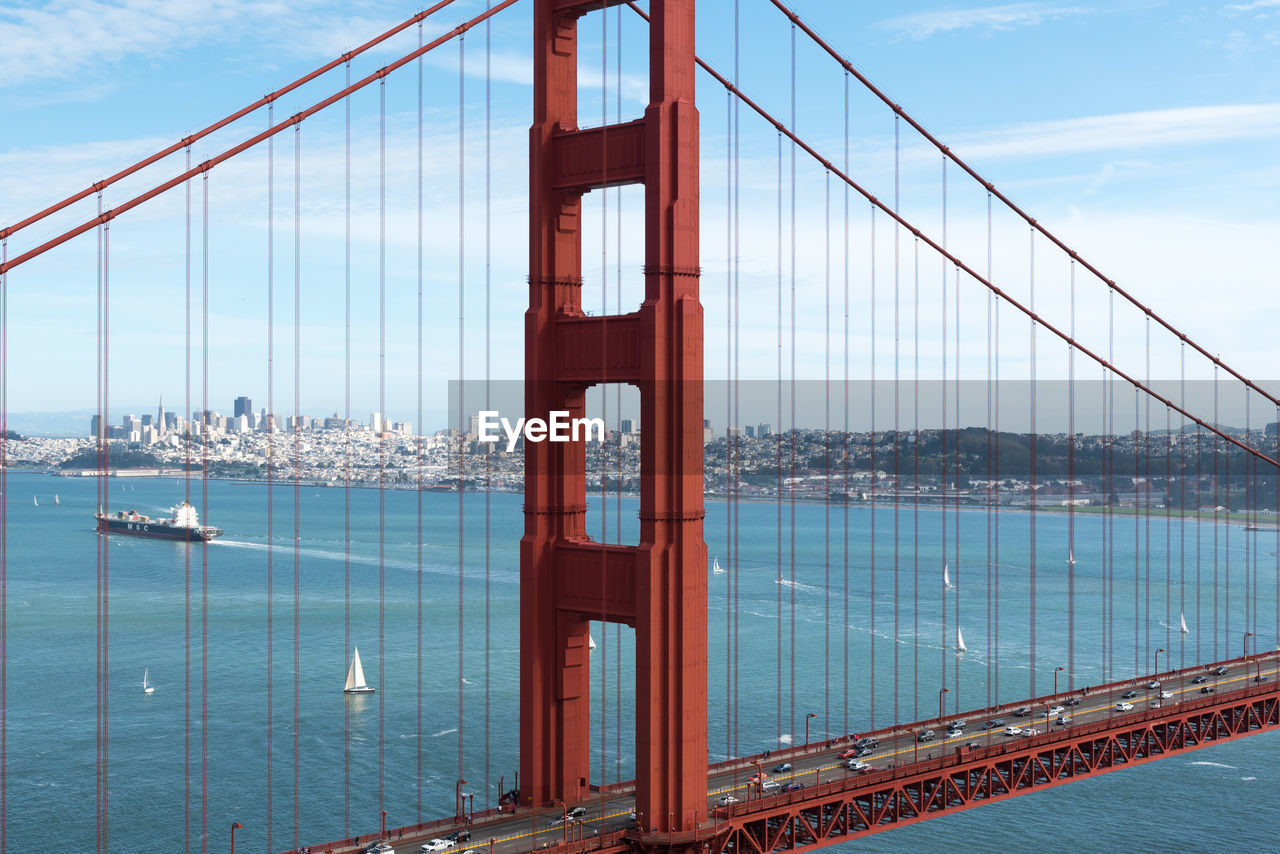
1180, 612, 1190, 634
32, 496, 38, 507
956, 627, 967, 654
943, 562, 954, 590
1068, 549, 1075, 565
713, 555, 725, 575
343, 646, 375, 694
54, 494, 60, 505
142, 669, 155, 695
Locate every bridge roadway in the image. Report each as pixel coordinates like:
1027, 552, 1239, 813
314, 651, 1280, 854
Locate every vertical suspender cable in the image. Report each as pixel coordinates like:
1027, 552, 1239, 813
911, 235, 919, 723
484, 2, 493, 807
991, 194, 1000, 705
599, 5, 610, 785
615, 2, 624, 776
94, 189, 103, 854
839, 70, 849, 737
731, 0, 742, 758
775, 130, 783, 745
1145, 320, 1153, 671
457, 31, 468, 793
184, 144, 194, 849
724, 84, 734, 760
892, 114, 901, 728
378, 76, 389, 827
985, 207, 992, 711
1214, 370, 1220, 659
1133, 386, 1140, 677
1179, 344, 1186, 670
1068, 260, 1076, 689
264, 104, 275, 848
953, 262, 961, 710
824, 169, 832, 737
869, 203, 877, 729
1029, 228, 1037, 698
788, 20, 798, 739
342, 59, 353, 839
200, 171, 209, 854
940, 160, 948, 703
0, 234, 5, 854
415, 26, 425, 822
292, 120, 303, 850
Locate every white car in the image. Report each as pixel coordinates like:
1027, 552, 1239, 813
365, 844, 394, 854
1147, 680, 1161, 689
1046, 705, 1065, 716
1003, 726, 1023, 736
1021, 728, 1040, 737
717, 795, 740, 806
421, 842, 456, 854
1159, 690, 1173, 699
845, 759, 871, 772
1116, 701, 1134, 711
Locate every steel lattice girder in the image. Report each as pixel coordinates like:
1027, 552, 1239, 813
698, 686, 1279, 854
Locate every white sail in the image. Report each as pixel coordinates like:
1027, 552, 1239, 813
143, 668, 154, 695
344, 646, 374, 693
943, 562, 954, 590
1180, 612, 1190, 634
713, 555, 725, 574
956, 627, 967, 653
55, 494, 60, 505
1068, 549, 1075, 565
588, 634, 597, 651
32, 496, 38, 507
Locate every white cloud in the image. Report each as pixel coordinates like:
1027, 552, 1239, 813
1225, 0, 1280, 12
943, 103, 1280, 161
0, 0, 307, 87
876, 3, 1089, 40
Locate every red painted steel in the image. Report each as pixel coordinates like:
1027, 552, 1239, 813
523, 0, 706, 837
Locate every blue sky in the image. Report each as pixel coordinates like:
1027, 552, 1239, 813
2, 0, 1278, 432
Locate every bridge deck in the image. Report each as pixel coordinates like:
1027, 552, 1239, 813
302, 651, 1280, 854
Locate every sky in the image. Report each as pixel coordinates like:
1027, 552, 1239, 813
1, 0, 1278, 434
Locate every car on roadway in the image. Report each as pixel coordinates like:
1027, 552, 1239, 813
420, 840, 456, 853
837, 748, 859, 760
1121, 690, 1139, 699
365, 843, 394, 854
772, 762, 792, 773
1149, 700, 1162, 708
845, 760, 871, 772
717, 795, 740, 806
761, 780, 781, 794
853, 746, 874, 757
446, 830, 472, 843
984, 719, 1005, 730
1146, 680, 1161, 689
917, 730, 935, 743
946, 728, 964, 738
854, 737, 879, 749
1192, 675, 1208, 684
965, 741, 984, 749
1064, 697, 1083, 706
1056, 716, 1072, 727
781, 782, 805, 792
549, 806, 587, 826
1003, 726, 1022, 736
1201, 686, 1216, 694
1116, 701, 1134, 711
947, 720, 967, 730
1255, 675, 1270, 683
1158, 690, 1173, 699
1215, 666, 1230, 675
1021, 728, 1040, 737
1046, 705, 1065, 716
749, 772, 768, 783
1013, 706, 1031, 717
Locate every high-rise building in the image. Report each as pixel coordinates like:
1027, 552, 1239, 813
370, 412, 382, 432
620, 418, 637, 434
234, 396, 253, 419
745, 425, 756, 438
757, 423, 772, 437
90, 414, 105, 441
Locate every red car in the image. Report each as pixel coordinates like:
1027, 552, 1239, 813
837, 749, 857, 760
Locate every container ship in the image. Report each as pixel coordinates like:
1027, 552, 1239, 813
95, 501, 223, 542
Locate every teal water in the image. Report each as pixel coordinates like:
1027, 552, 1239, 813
5, 471, 1278, 852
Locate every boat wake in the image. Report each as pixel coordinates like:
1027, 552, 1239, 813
431, 727, 458, 738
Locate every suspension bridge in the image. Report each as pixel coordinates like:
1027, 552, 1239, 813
2, 1, 1278, 852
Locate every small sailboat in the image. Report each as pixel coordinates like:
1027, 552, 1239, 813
343, 646, 375, 694
1068, 549, 1075, 565
943, 562, 954, 590
956, 627, 967, 654
142, 668, 155, 695
32, 496, 38, 507
1179, 612, 1190, 634
713, 555, 725, 575
588, 634, 597, 651
54, 494, 60, 505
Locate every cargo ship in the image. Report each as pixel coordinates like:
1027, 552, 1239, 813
95, 501, 223, 542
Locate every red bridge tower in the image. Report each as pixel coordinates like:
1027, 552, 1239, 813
521, 0, 706, 837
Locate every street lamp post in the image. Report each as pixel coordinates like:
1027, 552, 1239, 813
804, 713, 817, 746
753, 759, 765, 799
938, 687, 949, 721
1053, 666, 1064, 696
230, 822, 242, 854
1154, 648, 1165, 676
456, 779, 468, 823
